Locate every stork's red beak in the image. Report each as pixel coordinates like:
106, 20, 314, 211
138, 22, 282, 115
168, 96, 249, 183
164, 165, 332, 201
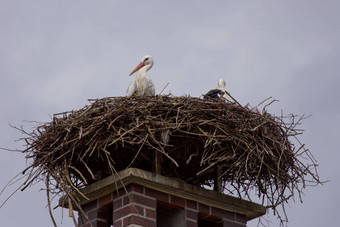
129, 62, 145, 76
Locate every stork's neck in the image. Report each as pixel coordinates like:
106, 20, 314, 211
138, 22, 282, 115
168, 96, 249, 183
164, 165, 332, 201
137, 63, 153, 77
215, 85, 227, 92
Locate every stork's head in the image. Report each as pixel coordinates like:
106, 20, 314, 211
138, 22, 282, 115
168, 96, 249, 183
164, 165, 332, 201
142, 55, 153, 66
129, 55, 154, 76
218, 79, 226, 88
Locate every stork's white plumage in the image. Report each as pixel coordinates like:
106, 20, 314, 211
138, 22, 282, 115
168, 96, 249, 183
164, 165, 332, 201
126, 55, 155, 96
205, 79, 234, 102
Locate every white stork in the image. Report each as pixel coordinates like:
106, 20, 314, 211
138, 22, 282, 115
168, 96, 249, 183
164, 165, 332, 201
204, 79, 233, 102
126, 55, 155, 96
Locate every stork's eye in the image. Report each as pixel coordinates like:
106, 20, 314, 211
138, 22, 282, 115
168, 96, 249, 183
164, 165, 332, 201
144, 57, 149, 62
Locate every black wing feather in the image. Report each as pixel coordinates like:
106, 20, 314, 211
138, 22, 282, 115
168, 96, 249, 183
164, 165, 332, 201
204, 89, 225, 100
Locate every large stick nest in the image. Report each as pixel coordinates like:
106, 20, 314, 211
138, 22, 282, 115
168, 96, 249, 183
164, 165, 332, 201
18, 95, 320, 225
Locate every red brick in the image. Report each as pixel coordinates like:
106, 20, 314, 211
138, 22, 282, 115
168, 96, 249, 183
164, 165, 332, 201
198, 203, 210, 214
80, 220, 107, 227
145, 208, 156, 219
186, 199, 198, 210
126, 183, 144, 194
81, 199, 98, 212
78, 215, 95, 227
113, 187, 126, 198
93, 220, 109, 227
80, 223, 91, 227
87, 210, 99, 220
217, 221, 224, 227
123, 215, 156, 227
87, 209, 111, 221
186, 219, 197, 227
145, 187, 169, 203
113, 219, 122, 227
186, 209, 197, 220
123, 195, 129, 206
113, 204, 144, 220
113, 198, 123, 209
99, 193, 112, 207
222, 220, 245, 227
198, 213, 221, 222
211, 207, 235, 220
124, 193, 156, 208
170, 195, 185, 208
78, 215, 84, 225
235, 213, 247, 223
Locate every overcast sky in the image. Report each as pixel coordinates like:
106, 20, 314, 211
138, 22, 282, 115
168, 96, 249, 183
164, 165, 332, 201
0, 1, 339, 226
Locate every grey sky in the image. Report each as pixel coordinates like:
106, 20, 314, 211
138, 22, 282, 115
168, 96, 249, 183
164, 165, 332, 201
1, 1, 339, 226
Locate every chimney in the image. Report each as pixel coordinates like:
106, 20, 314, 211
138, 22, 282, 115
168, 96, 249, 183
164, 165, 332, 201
61, 168, 265, 227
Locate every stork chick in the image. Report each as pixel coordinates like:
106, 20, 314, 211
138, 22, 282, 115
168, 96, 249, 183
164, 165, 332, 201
204, 79, 233, 102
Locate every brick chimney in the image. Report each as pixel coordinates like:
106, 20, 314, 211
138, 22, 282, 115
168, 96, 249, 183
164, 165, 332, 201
61, 168, 265, 227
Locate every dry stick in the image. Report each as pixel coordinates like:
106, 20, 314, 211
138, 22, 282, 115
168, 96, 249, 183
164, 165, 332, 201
223, 90, 242, 106
159, 82, 170, 95
294, 158, 321, 183
147, 140, 179, 167
251, 96, 273, 111
68, 197, 78, 227
20, 168, 45, 191
146, 126, 179, 167
0, 170, 29, 197
80, 160, 96, 181
126, 135, 148, 168
46, 176, 57, 227
186, 153, 199, 164
108, 122, 146, 146
52, 148, 74, 163
68, 166, 88, 185
196, 156, 229, 176
107, 115, 122, 130
262, 98, 278, 112
0, 184, 23, 209
103, 152, 116, 175
0, 146, 22, 152
59, 178, 92, 227
58, 169, 85, 216
62, 165, 89, 201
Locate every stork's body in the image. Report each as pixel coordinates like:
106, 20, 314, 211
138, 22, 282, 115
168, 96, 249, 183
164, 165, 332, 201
205, 79, 233, 102
126, 55, 155, 96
